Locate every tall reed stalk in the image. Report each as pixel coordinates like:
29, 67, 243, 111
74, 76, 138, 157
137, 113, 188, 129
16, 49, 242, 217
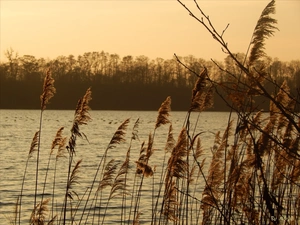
35, 69, 56, 210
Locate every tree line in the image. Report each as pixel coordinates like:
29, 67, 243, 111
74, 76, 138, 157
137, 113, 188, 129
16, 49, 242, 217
0, 49, 299, 111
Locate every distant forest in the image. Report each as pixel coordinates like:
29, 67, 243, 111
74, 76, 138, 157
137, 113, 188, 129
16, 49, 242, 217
0, 49, 299, 111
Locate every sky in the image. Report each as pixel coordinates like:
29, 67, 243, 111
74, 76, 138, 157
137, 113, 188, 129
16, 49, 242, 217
0, 0, 299, 63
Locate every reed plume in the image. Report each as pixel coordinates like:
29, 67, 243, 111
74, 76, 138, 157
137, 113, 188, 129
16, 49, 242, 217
193, 136, 204, 160
155, 96, 171, 129
68, 88, 92, 152
74, 87, 92, 126
165, 125, 176, 153
50, 127, 65, 155
68, 88, 92, 154
189, 68, 213, 112
97, 159, 118, 192
248, 0, 278, 65
162, 128, 188, 223
135, 161, 154, 177
30, 198, 50, 225
131, 118, 140, 141
136, 133, 154, 175
30, 131, 40, 157
192, 68, 207, 100
108, 118, 130, 150
54, 134, 67, 160
40, 69, 56, 111
166, 128, 188, 181
145, 133, 154, 160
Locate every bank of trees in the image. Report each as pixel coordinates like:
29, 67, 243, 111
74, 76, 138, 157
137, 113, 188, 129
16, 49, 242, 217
0, 48, 299, 110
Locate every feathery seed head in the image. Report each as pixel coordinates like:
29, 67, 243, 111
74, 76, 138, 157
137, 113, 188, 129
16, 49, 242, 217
40, 69, 56, 111
155, 96, 171, 129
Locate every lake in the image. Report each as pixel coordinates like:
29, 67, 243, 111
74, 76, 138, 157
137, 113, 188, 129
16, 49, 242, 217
0, 109, 234, 224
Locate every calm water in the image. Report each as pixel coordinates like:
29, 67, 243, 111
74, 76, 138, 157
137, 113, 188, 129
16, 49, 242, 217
0, 110, 233, 224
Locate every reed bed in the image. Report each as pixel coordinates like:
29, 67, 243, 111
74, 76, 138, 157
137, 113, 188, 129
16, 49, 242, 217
8, 0, 300, 224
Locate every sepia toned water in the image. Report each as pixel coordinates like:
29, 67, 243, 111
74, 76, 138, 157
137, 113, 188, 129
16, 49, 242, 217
0, 110, 233, 224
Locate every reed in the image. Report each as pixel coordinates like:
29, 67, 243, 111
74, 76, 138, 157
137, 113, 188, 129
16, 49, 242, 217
35, 69, 56, 219
10, 1, 300, 224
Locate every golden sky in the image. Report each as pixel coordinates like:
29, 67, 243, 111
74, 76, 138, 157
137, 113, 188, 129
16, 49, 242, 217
1, 0, 299, 62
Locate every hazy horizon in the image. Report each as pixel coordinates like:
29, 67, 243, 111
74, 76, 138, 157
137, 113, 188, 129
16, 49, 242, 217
1, 0, 299, 62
